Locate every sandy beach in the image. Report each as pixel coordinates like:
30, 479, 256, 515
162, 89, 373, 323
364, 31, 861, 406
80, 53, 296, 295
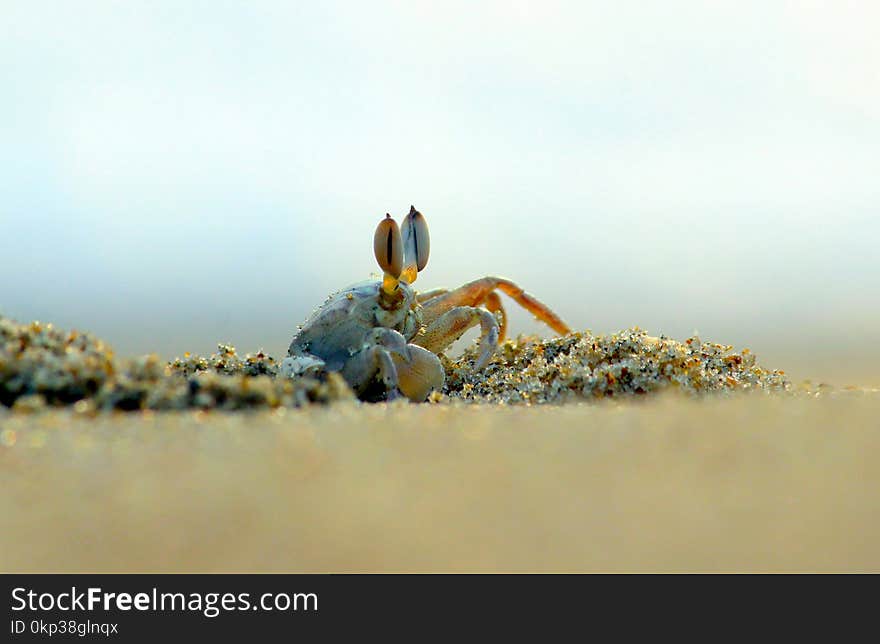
3, 315, 878, 572
2, 391, 878, 573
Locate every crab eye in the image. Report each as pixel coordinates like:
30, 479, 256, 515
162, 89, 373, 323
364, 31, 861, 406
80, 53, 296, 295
400, 205, 430, 282
374, 214, 403, 279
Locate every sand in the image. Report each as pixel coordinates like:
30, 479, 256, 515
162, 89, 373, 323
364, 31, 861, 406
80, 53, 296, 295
1, 315, 791, 410
2, 392, 879, 573
2, 315, 878, 572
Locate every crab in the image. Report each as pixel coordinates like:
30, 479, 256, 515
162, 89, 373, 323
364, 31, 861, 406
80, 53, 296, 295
281, 206, 571, 401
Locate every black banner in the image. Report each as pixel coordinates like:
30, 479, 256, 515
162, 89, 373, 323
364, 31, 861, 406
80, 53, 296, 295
2, 573, 860, 640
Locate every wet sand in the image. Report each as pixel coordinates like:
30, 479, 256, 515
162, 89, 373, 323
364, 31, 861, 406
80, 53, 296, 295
3, 392, 879, 572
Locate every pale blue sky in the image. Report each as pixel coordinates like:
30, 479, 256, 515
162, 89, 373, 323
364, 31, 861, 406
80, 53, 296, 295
2, 1, 878, 380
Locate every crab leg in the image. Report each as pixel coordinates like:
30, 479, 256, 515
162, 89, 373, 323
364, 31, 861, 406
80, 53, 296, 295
413, 305, 500, 369
416, 288, 449, 303
419, 276, 571, 337
483, 291, 507, 342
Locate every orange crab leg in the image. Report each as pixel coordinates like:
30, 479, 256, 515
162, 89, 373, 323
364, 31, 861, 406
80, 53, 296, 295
416, 288, 449, 303
419, 276, 571, 338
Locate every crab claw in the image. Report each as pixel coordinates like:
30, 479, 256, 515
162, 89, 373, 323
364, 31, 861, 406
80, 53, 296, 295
368, 328, 411, 362
368, 328, 444, 401
391, 344, 445, 402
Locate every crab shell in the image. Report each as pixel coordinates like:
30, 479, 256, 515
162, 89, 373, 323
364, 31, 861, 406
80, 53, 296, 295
282, 280, 445, 402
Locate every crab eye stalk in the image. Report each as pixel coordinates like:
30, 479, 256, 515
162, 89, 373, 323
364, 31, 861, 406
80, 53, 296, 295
400, 205, 430, 284
374, 214, 403, 295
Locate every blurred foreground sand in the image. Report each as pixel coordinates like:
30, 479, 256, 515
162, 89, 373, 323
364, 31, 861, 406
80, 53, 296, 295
2, 392, 879, 572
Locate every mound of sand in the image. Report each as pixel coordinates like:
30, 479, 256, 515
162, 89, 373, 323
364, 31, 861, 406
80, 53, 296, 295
442, 328, 790, 404
1, 315, 790, 411
0, 317, 349, 411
